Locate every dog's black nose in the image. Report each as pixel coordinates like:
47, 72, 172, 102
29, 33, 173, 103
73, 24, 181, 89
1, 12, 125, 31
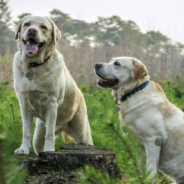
28, 28, 37, 34
95, 63, 102, 69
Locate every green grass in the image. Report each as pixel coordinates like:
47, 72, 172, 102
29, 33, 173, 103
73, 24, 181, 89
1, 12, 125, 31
1, 79, 183, 184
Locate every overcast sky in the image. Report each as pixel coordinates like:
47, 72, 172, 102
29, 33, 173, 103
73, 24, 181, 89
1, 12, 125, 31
9, 0, 184, 43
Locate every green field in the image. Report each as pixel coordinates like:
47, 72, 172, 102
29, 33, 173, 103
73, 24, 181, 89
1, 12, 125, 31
0, 79, 184, 184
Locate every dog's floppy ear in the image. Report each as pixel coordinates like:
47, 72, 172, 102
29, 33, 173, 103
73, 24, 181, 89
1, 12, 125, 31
131, 58, 148, 79
52, 22, 61, 45
47, 18, 61, 45
15, 15, 30, 40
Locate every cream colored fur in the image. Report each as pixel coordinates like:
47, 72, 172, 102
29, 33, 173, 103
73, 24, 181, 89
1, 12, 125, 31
95, 57, 184, 183
13, 16, 93, 155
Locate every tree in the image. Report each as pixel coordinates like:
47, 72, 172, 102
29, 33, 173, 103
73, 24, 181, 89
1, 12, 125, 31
50, 9, 91, 43
0, 0, 11, 26
0, 0, 15, 54
92, 16, 123, 46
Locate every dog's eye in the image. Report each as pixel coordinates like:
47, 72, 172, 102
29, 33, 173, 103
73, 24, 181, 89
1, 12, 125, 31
41, 25, 47, 29
114, 61, 120, 66
24, 23, 30, 26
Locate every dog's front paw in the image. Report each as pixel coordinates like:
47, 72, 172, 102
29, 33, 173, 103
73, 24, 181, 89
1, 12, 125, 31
43, 140, 55, 152
14, 144, 30, 154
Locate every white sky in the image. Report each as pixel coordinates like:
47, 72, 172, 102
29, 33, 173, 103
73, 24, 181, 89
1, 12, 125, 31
9, 0, 184, 43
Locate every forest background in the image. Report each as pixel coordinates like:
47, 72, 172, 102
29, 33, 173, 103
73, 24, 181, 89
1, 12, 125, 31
0, 0, 184, 183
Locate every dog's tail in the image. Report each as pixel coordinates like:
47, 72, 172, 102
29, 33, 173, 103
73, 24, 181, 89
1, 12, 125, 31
62, 132, 71, 144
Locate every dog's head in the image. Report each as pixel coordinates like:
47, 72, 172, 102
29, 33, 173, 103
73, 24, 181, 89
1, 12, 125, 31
94, 57, 148, 89
15, 15, 61, 57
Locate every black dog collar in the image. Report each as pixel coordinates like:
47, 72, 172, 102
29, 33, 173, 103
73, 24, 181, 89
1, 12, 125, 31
27, 53, 53, 68
120, 80, 150, 102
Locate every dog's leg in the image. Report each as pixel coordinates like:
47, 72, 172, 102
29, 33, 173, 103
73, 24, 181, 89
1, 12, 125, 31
43, 103, 58, 152
64, 97, 93, 145
14, 108, 33, 154
143, 137, 161, 179
33, 118, 46, 155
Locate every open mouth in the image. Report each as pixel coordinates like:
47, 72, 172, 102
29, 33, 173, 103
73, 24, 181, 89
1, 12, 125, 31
23, 38, 46, 54
96, 72, 119, 87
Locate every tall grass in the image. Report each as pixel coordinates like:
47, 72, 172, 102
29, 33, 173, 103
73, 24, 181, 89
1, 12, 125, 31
1, 79, 182, 183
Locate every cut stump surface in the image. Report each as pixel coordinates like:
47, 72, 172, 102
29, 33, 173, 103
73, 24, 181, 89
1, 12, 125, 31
14, 144, 121, 183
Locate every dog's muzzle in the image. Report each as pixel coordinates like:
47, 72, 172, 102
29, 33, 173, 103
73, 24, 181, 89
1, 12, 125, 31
94, 63, 119, 87
23, 28, 46, 54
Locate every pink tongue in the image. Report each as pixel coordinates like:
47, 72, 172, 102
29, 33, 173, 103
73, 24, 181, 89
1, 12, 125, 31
25, 43, 38, 53
97, 78, 107, 82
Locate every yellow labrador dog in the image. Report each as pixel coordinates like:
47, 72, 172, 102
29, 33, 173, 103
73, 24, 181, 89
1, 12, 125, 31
13, 16, 93, 155
95, 57, 184, 183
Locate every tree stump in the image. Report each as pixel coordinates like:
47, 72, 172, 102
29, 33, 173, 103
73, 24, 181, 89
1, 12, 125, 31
14, 144, 121, 183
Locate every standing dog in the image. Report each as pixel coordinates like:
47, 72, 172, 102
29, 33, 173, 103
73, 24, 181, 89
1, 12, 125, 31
95, 57, 184, 183
13, 16, 93, 155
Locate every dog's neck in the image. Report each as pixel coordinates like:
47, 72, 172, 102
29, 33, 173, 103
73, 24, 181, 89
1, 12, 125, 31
112, 75, 150, 101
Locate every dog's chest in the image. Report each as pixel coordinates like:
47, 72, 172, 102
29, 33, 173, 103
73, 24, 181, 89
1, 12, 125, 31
16, 67, 59, 92
22, 91, 51, 120
14, 64, 63, 120
119, 97, 154, 129
119, 111, 136, 129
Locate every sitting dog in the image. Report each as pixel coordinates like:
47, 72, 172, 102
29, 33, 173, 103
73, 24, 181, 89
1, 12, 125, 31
13, 16, 93, 155
95, 57, 184, 183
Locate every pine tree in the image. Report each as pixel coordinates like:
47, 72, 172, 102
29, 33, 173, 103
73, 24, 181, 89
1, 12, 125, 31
0, 0, 15, 55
